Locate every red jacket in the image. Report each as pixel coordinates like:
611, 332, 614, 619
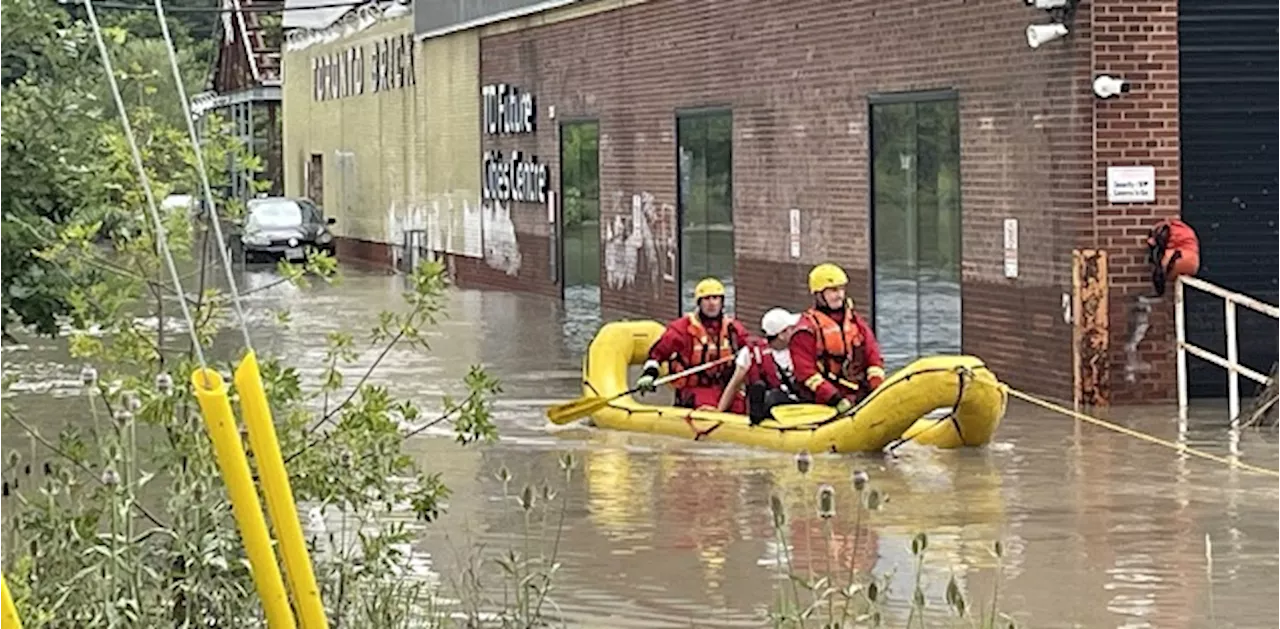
788, 306, 884, 405
744, 338, 785, 389
645, 313, 748, 389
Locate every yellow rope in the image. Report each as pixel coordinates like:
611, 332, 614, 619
997, 384, 1279, 479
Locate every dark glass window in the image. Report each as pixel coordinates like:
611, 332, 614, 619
677, 111, 734, 313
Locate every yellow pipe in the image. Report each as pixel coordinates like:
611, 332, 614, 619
235, 351, 328, 629
191, 368, 298, 629
2, 575, 23, 629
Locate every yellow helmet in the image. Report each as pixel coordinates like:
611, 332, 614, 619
693, 277, 726, 300
808, 263, 849, 293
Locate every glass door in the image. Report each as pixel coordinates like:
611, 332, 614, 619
677, 111, 735, 313
559, 121, 601, 320
870, 94, 962, 368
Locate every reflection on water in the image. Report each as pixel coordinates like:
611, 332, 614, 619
3, 267, 1277, 628
874, 272, 962, 371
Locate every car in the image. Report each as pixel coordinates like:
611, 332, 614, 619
234, 196, 337, 263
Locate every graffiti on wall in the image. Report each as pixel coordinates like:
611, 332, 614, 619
481, 200, 521, 275
603, 191, 676, 293
385, 193, 485, 269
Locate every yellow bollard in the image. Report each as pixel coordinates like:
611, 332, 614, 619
2, 574, 23, 629
191, 369, 298, 629
235, 351, 328, 629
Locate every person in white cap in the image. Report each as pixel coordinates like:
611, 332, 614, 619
715, 307, 802, 423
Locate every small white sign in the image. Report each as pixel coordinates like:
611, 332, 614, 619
788, 209, 801, 259
1003, 218, 1019, 279
1107, 165, 1156, 203
547, 190, 556, 224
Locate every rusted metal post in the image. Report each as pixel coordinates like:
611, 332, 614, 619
1073, 249, 1110, 408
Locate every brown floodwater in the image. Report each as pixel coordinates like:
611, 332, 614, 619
3, 266, 1277, 628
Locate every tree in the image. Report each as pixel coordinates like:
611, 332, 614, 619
1, 0, 109, 338
1, 0, 505, 625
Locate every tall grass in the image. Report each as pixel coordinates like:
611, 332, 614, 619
766, 451, 1018, 629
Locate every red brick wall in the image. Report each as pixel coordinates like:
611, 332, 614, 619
1091, 0, 1181, 402
474, 0, 1179, 403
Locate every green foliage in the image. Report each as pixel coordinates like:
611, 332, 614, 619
3, 257, 501, 627
559, 121, 600, 230
1, 0, 109, 337
0, 0, 229, 340
0, 4, 503, 626
767, 456, 1016, 629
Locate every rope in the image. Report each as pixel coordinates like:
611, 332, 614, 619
84, 0, 210, 381
153, 0, 254, 351
997, 384, 1280, 479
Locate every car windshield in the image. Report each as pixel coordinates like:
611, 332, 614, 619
247, 199, 304, 229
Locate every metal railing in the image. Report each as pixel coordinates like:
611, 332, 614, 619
1175, 275, 1280, 420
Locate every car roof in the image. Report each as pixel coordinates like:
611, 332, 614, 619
248, 196, 310, 205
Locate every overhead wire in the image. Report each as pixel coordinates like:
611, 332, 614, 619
88, 0, 363, 13
153, 0, 253, 350
82, 0, 211, 382
82, 1, 319, 625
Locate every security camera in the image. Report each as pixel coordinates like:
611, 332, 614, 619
1026, 23, 1068, 48
1025, 0, 1069, 8
1093, 75, 1130, 99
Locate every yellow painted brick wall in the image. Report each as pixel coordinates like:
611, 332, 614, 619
282, 19, 480, 254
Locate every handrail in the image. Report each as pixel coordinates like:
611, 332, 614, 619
1175, 275, 1280, 421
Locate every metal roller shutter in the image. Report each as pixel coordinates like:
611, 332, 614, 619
1178, 0, 1279, 398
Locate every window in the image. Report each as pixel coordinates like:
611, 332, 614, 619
677, 111, 734, 313
247, 198, 304, 228
560, 121, 601, 307
870, 93, 962, 368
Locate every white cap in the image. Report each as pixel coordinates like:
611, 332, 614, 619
761, 308, 801, 336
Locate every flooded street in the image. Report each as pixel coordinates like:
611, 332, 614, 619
3, 266, 1277, 629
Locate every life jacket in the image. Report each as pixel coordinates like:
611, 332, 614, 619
744, 338, 786, 390
670, 313, 741, 387
798, 304, 866, 386
1146, 218, 1200, 296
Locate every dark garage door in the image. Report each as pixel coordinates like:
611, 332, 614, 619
1178, 0, 1279, 398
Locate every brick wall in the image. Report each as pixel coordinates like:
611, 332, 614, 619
480, 0, 1098, 399
1091, 0, 1181, 402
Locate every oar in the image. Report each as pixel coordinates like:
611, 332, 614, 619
767, 403, 838, 426
546, 356, 735, 425
762, 379, 863, 427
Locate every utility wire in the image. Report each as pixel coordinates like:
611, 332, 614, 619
90, 0, 364, 13
83, 0, 212, 381
154, 0, 254, 351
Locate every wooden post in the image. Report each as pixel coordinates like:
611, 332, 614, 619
1073, 249, 1110, 408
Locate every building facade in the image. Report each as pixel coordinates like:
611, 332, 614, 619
280, 0, 1278, 405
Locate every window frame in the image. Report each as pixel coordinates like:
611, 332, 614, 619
866, 88, 963, 355
674, 107, 735, 314
557, 118, 602, 295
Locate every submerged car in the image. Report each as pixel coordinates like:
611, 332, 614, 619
236, 196, 337, 262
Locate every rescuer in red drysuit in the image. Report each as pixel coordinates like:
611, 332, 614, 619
788, 263, 886, 415
716, 308, 803, 424
1146, 217, 1201, 298
635, 277, 749, 412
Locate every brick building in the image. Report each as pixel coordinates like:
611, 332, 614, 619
281, 0, 1278, 405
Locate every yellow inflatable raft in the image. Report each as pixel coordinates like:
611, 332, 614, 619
578, 320, 1009, 453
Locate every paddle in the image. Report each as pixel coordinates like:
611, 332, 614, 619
761, 379, 862, 427
766, 403, 838, 426
545, 356, 735, 425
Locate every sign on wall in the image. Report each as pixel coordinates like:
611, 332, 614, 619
1106, 165, 1156, 203
481, 83, 549, 205
312, 33, 417, 102
1003, 218, 1019, 279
